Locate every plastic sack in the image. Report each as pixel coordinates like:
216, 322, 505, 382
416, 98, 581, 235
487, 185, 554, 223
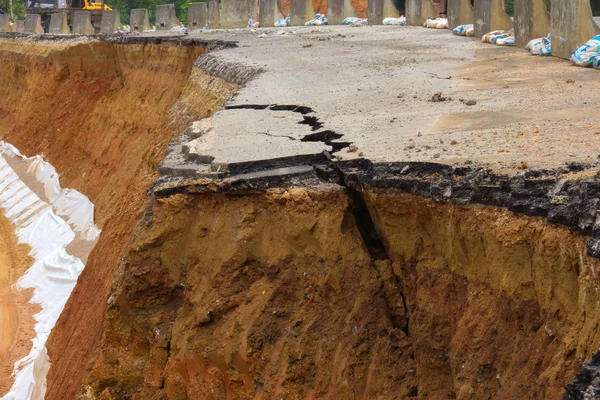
570, 34, 600, 67
498, 36, 515, 46
383, 17, 406, 25
526, 37, 545, 54
342, 17, 368, 25
452, 24, 473, 36
305, 13, 328, 26
275, 14, 291, 27
482, 30, 505, 43
248, 18, 260, 28
424, 17, 448, 29
538, 34, 551, 55
465, 26, 474, 36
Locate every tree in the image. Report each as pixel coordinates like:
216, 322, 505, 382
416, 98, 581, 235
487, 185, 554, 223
0, 0, 25, 20
105, 0, 210, 26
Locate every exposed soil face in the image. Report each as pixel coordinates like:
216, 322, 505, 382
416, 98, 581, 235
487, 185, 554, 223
0, 37, 239, 399
81, 186, 598, 399
0, 212, 36, 396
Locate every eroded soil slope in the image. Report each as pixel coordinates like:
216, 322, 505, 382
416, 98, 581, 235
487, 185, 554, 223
82, 187, 599, 399
0, 37, 240, 399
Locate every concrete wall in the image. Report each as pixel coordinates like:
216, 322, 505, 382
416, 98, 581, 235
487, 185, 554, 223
49, 12, 71, 34
406, 0, 436, 25
259, 0, 284, 27
473, 0, 513, 37
221, 0, 258, 28
24, 14, 44, 34
101, 10, 121, 34
188, 2, 208, 30
0, 14, 11, 33
447, 0, 474, 29
513, 0, 550, 48
551, 0, 600, 59
72, 11, 95, 34
156, 4, 181, 30
131, 8, 152, 31
208, 0, 220, 28
291, 0, 317, 26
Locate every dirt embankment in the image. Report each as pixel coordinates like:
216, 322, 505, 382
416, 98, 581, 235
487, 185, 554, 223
0, 37, 240, 399
0, 212, 35, 395
81, 187, 598, 399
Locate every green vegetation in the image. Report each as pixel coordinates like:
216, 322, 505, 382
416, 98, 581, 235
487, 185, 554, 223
106, 0, 211, 25
0, 0, 26, 20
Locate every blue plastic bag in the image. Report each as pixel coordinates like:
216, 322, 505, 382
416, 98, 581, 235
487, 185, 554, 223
571, 34, 600, 67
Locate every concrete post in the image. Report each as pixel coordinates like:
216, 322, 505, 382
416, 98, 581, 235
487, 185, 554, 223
447, 0, 474, 30
188, 2, 208, 30
259, 0, 284, 27
290, 0, 317, 26
369, 0, 400, 24
551, 0, 600, 59
208, 1, 220, 28
72, 11, 95, 34
328, 0, 344, 24
406, 0, 436, 25
24, 14, 44, 34
130, 8, 152, 32
343, 0, 358, 19
513, 0, 550, 48
101, 10, 121, 34
0, 14, 11, 32
156, 4, 181, 30
473, 0, 513, 38
220, 0, 258, 28
15, 20, 24, 33
49, 12, 71, 34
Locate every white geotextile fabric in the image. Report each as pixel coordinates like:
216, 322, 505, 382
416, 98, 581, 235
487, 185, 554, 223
0, 144, 98, 400
0, 141, 100, 241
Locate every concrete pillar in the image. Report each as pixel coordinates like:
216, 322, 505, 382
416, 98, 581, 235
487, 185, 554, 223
220, 0, 258, 28
208, 0, 220, 28
259, 0, 284, 27
406, 0, 436, 25
101, 10, 121, 34
24, 14, 44, 34
130, 8, 152, 32
473, 0, 513, 37
513, 0, 550, 48
49, 12, 71, 34
15, 20, 24, 33
369, 0, 400, 24
343, 0, 358, 19
156, 4, 181, 30
72, 11, 95, 34
447, 0, 474, 30
551, 0, 600, 59
0, 14, 11, 33
188, 2, 208, 30
328, 0, 345, 24
290, 0, 317, 26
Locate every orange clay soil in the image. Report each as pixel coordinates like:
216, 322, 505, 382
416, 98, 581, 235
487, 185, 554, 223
0, 37, 240, 400
0, 211, 36, 396
81, 190, 598, 399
